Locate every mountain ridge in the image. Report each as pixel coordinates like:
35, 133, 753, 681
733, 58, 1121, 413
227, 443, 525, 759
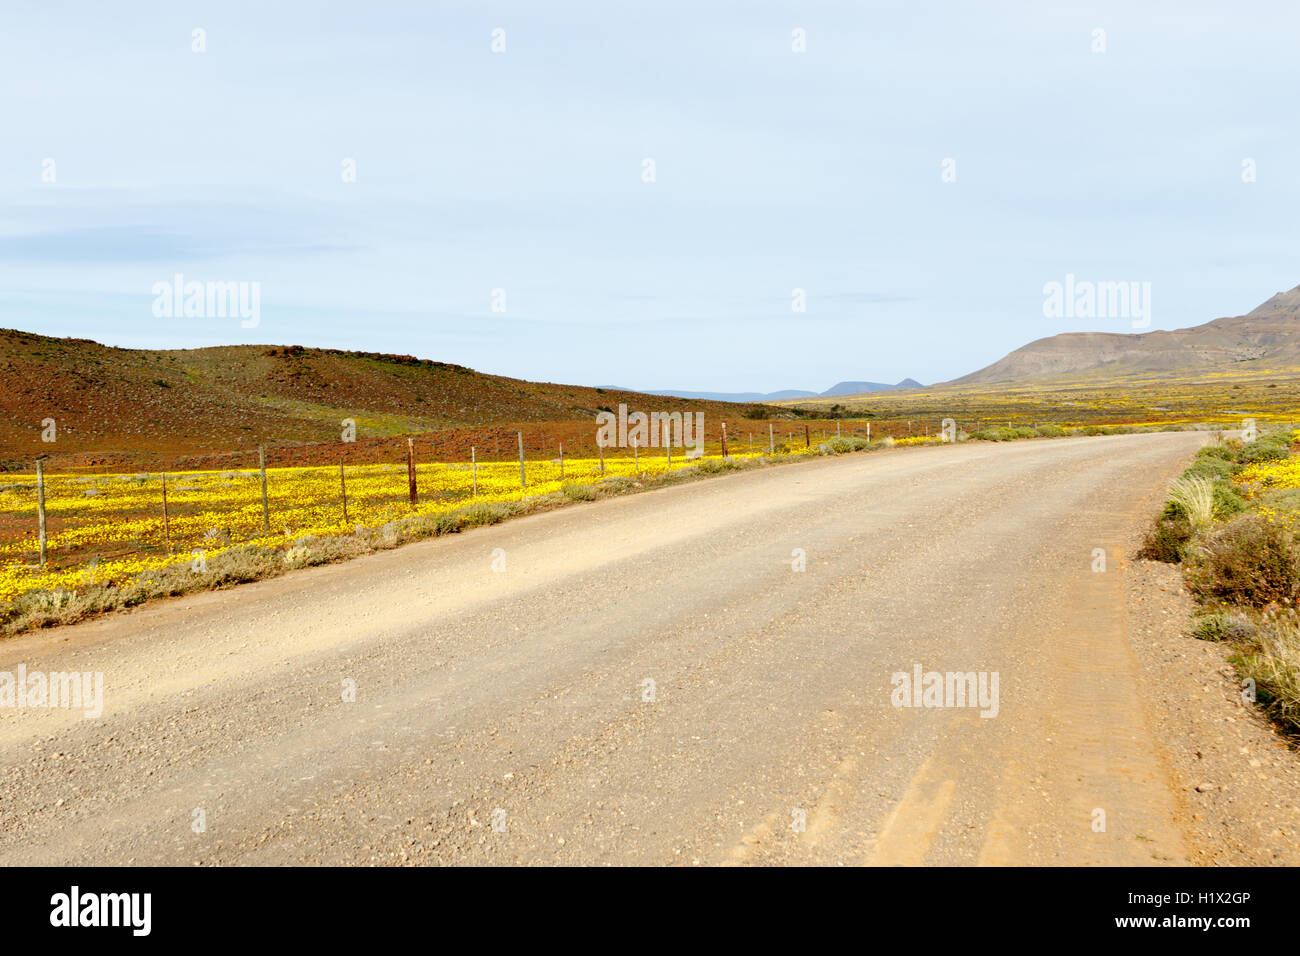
606, 378, 923, 403
947, 285, 1300, 386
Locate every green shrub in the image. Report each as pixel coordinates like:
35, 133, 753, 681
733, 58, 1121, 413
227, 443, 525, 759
597, 475, 637, 493
696, 457, 744, 474
562, 484, 598, 501
1211, 482, 1247, 519
1197, 444, 1236, 462
821, 436, 871, 454
1238, 438, 1290, 464
1137, 514, 1193, 563
1035, 424, 1066, 437
1182, 457, 1236, 482
458, 502, 515, 527
1191, 611, 1256, 643
971, 426, 1034, 441
1184, 513, 1300, 607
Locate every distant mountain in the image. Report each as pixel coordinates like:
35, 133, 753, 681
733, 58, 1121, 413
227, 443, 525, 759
820, 379, 923, 396
609, 379, 922, 403
949, 286, 1300, 386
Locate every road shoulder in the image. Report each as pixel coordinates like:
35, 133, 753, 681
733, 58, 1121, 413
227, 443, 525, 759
1127, 558, 1300, 865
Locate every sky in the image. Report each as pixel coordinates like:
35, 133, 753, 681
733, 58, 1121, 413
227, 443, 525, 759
1, 0, 1297, 391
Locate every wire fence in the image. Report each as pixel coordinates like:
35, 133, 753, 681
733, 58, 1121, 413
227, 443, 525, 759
0, 413, 921, 604
0, 432, 802, 600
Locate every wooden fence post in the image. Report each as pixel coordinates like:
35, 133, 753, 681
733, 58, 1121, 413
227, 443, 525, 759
721, 422, 729, 458
769, 422, 774, 454
560, 441, 565, 479
471, 446, 477, 497
407, 436, 418, 507
517, 431, 526, 487
161, 472, 172, 554
804, 424, 810, 449
258, 445, 270, 532
35, 458, 47, 567
632, 437, 638, 471
598, 435, 605, 476
339, 461, 349, 524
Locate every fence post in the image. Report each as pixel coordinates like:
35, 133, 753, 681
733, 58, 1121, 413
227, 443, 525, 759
560, 441, 564, 479
804, 424, 810, 449
339, 460, 349, 524
769, 422, 774, 454
867, 422, 871, 442
407, 436, 419, 507
664, 426, 671, 467
161, 472, 172, 554
721, 422, 728, 458
517, 431, 526, 488
35, 458, 48, 567
598, 435, 605, 476
258, 445, 270, 533
633, 436, 639, 471
471, 446, 477, 497
837, 421, 841, 437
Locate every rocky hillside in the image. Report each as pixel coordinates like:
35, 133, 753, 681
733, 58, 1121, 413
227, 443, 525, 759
0, 330, 770, 468
950, 286, 1300, 385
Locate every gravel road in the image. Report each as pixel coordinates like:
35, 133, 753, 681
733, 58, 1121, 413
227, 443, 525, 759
0, 433, 1216, 865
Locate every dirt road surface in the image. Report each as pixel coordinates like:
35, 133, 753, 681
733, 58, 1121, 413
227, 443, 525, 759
0, 433, 1226, 865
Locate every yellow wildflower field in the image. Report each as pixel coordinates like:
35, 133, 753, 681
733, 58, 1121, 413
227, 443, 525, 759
0, 451, 762, 603
1236, 457, 1300, 492
1229, 430, 1300, 530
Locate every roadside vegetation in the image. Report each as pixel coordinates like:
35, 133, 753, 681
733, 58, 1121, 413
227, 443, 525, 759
0, 419, 1241, 639
968, 422, 1201, 441
1139, 427, 1300, 736
1, 437, 903, 637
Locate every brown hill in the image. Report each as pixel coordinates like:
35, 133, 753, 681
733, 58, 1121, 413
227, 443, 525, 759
949, 285, 1300, 386
0, 330, 780, 469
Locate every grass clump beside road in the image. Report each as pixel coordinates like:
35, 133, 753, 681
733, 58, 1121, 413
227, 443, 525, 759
1140, 427, 1300, 736
1237, 622, 1300, 734
1190, 611, 1256, 644
967, 422, 1199, 442
820, 435, 873, 454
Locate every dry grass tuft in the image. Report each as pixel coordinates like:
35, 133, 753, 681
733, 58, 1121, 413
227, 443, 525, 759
1167, 475, 1216, 531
